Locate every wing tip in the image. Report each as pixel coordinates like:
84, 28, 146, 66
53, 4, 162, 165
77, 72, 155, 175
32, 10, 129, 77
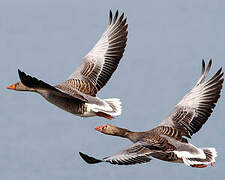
17, 69, 27, 82
206, 59, 212, 72
201, 59, 205, 75
79, 152, 102, 164
209, 58, 213, 65
109, 10, 112, 24
18, 68, 23, 75
109, 9, 127, 25
113, 10, 119, 23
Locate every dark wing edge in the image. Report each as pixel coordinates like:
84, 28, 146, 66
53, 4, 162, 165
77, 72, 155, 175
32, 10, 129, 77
18, 69, 56, 91
79, 142, 152, 166
94, 10, 128, 91
68, 10, 128, 95
160, 59, 224, 138
18, 69, 86, 102
79, 152, 151, 166
79, 152, 103, 164
187, 60, 224, 136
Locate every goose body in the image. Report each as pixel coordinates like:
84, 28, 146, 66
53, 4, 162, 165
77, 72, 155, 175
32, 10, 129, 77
80, 60, 223, 167
7, 10, 128, 120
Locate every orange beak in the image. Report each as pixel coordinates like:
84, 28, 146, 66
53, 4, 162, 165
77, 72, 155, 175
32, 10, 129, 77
7, 83, 16, 90
95, 125, 103, 132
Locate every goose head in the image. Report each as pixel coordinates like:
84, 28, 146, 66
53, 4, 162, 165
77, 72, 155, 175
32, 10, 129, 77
95, 124, 130, 137
7, 69, 35, 91
95, 124, 116, 135
7, 81, 32, 91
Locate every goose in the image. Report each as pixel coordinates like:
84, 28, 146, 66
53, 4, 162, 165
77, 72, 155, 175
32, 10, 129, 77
79, 60, 224, 168
7, 10, 128, 120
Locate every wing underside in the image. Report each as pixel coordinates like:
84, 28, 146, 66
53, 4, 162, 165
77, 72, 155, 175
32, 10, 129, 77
67, 10, 128, 96
160, 60, 224, 137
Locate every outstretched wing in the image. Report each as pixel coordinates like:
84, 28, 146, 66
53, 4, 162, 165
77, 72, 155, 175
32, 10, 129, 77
79, 142, 152, 165
18, 69, 87, 102
160, 60, 224, 138
68, 10, 128, 96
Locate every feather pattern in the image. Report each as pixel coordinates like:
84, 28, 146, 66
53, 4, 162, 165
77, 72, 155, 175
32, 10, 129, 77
9, 11, 127, 120
80, 142, 152, 165
18, 69, 86, 102
79, 60, 222, 167
68, 10, 128, 95
161, 59, 224, 137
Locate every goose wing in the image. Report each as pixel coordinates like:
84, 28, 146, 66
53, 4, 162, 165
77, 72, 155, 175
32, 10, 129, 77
18, 69, 87, 102
160, 60, 224, 138
79, 142, 155, 165
67, 10, 128, 96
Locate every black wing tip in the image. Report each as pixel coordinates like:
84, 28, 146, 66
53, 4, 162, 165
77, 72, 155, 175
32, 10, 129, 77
115, 9, 119, 16
79, 152, 102, 164
17, 69, 27, 81
109, 10, 126, 25
207, 59, 212, 70
202, 59, 205, 67
207, 59, 212, 68
17, 69, 35, 87
201, 60, 206, 76
18, 69, 23, 75
16, 69, 55, 91
219, 67, 223, 73
216, 67, 223, 76
209, 58, 213, 64
202, 58, 212, 66
201, 59, 213, 76
109, 10, 113, 24
121, 12, 124, 17
111, 10, 119, 24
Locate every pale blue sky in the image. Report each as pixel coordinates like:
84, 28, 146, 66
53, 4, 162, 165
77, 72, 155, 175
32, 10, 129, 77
1, 0, 225, 179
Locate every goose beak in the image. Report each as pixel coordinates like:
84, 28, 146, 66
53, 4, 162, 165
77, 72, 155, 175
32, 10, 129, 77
7, 83, 16, 90
95, 125, 103, 132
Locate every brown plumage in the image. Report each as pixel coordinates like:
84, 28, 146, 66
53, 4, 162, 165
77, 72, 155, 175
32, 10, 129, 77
7, 10, 128, 120
80, 60, 223, 167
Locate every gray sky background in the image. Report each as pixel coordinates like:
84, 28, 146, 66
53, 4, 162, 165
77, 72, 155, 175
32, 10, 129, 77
1, 0, 225, 179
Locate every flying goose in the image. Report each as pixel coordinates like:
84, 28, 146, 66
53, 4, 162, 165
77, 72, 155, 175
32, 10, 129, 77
80, 60, 223, 168
7, 10, 128, 120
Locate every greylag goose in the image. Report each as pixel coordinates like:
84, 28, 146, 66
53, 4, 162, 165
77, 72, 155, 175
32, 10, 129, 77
79, 60, 224, 168
7, 10, 128, 120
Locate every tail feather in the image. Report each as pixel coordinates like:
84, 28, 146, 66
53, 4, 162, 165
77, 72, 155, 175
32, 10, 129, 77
182, 148, 217, 168
103, 98, 122, 116
86, 98, 122, 119
93, 98, 122, 118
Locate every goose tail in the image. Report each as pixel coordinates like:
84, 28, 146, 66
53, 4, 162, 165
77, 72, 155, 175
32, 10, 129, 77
182, 148, 217, 168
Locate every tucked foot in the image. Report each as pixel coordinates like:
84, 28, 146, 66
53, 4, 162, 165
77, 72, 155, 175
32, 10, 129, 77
190, 164, 207, 168
96, 112, 114, 120
211, 162, 215, 167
